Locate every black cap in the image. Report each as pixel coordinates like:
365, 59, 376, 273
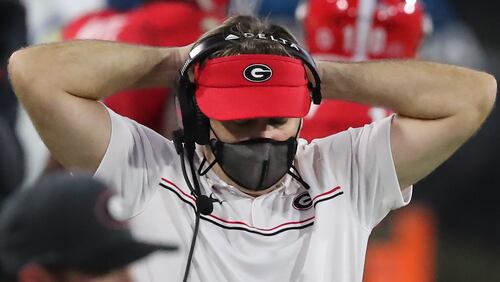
0, 173, 177, 275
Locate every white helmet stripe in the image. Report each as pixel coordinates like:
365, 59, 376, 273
196, 0, 214, 11
354, 0, 377, 61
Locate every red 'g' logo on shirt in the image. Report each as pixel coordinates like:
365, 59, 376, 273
293, 192, 312, 210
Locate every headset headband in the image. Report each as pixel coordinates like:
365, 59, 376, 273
180, 32, 322, 104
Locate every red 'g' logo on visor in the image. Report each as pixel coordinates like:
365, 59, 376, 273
243, 64, 273, 82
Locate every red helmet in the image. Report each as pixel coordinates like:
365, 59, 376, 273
303, 0, 425, 60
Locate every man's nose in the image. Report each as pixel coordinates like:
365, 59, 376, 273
259, 127, 275, 139
258, 123, 285, 140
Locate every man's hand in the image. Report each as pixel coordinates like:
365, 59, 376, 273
131, 44, 193, 90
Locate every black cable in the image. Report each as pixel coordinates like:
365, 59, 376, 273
174, 130, 213, 282
183, 211, 201, 282
178, 140, 197, 197
174, 131, 201, 282
186, 143, 201, 195
179, 145, 202, 282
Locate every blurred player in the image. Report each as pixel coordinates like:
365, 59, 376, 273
63, 0, 228, 135
0, 173, 177, 282
300, 0, 426, 140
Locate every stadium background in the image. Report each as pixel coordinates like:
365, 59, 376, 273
2, 0, 499, 281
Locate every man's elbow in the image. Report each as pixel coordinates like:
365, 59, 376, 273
7, 49, 32, 98
459, 73, 497, 136
476, 73, 497, 120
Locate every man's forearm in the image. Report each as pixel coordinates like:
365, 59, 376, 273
318, 60, 496, 121
9, 40, 182, 101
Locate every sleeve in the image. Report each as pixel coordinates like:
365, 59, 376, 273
316, 115, 412, 230
62, 13, 96, 40
103, 88, 169, 133
94, 107, 178, 217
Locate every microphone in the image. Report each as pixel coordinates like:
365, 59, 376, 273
196, 195, 215, 215
175, 129, 217, 216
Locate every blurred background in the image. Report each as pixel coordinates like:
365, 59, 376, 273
1, 0, 499, 281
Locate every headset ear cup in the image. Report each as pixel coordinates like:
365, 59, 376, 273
176, 76, 210, 145
176, 79, 197, 143
193, 102, 210, 145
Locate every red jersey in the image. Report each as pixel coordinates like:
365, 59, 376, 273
63, 2, 224, 132
304, 0, 424, 60
302, 0, 423, 141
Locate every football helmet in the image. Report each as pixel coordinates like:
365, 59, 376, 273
303, 0, 425, 60
107, 0, 228, 15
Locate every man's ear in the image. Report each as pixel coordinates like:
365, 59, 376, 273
18, 263, 55, 282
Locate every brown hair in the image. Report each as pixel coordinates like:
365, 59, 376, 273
198, 15, 299, 59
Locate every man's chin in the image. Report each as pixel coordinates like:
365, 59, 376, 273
236, 185, 277, 197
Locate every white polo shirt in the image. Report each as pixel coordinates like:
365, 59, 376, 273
94, 108, 412, 282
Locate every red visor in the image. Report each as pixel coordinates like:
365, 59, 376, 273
194, 54, 311, 121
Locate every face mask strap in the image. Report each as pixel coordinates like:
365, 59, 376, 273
196, 125, 222, 177
209, 124, 222, 141
287, 164, 310, 190
198, 156, 218, 176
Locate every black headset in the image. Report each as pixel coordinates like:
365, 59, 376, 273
175, 32, 323, 145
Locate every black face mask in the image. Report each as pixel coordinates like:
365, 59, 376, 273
207, 137, 298, 191
198, 122, 310, 192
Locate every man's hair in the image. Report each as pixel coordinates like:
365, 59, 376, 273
199, 15, 298, 59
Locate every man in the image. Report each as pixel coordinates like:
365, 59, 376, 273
8, 15, 496, 282
0, 173, 177, 282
